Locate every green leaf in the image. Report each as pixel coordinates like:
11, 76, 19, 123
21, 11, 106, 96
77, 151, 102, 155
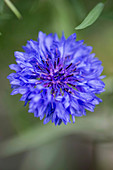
75, 2, 104, 30
4, 0, 22, 19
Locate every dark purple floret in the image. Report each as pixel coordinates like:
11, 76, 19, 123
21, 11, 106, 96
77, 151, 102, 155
7, 31, 105, 125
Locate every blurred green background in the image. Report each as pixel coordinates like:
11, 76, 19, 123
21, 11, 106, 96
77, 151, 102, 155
0, 0, 113, 170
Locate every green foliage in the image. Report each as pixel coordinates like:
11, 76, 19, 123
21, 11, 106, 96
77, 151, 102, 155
75, 2, 104, 30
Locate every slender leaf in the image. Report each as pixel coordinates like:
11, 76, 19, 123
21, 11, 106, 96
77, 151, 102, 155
4, 0, 22, 19
75, 2, 104, 30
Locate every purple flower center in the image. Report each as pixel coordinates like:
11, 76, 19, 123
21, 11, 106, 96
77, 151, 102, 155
35, 53, 80, 96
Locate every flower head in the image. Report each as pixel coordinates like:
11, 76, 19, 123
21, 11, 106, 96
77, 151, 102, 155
7, 31, 105, 125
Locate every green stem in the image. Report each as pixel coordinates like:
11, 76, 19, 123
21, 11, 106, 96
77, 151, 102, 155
4, 0, 22, 19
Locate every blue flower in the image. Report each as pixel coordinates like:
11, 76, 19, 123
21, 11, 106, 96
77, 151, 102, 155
7, 31, 105, 125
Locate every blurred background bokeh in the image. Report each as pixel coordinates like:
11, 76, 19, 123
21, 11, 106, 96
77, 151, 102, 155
0, 0, 113, 170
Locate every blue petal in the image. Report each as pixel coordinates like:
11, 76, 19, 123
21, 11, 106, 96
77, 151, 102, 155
14, 51, 25, 60
88, 79, 105, 89
10, 79, 21, 85
9, 64, 21, 72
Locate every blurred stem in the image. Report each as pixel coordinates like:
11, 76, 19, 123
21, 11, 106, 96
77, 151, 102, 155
4, 0, 22, 19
